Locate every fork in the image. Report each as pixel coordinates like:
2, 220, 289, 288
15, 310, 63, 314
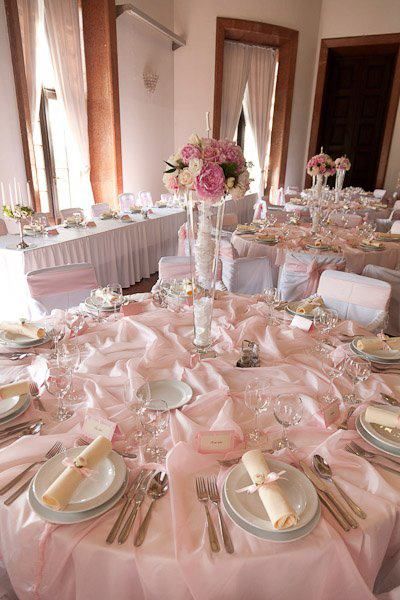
348, 441, 400, 469
76, 437, 137, 460
3, 442, 65, 505
207, 477, 234, 553
0, 441, 64, 495
29, 382, 46, 412
195, 476, 220, 553
345, 444, 400, 475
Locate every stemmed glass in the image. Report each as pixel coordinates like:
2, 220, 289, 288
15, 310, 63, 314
107, 283, 123, 320
312, 308, 338, 354
244, 379, 271, 443
273, 394, 303, 451
321, 357, 345, 404
44, 316, 65, 359
123, 382, 147, 452
45, 365, 72, 421
142, 399, 170, 462
264, 287, 280, 325
65, 310, 85, 341
343, 356, 371, 405
90, 288, 106, 322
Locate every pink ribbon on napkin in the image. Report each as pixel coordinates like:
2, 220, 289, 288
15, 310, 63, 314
236, 470, 286, 494
62, 457, 96, 478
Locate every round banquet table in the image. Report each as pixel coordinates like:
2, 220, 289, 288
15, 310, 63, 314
1, 293, 400, 600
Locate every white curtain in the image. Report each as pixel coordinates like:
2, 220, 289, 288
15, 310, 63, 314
44, 0, 93, 213
220, 41, 252, 140
244, 46, 277, 198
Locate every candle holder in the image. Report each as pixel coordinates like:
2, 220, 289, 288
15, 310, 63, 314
236, 340, 260, 368
17, 220, 29, 249
3, 203, 34, 250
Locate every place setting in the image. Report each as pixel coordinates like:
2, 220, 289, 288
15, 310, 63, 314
348, 334, 400, 374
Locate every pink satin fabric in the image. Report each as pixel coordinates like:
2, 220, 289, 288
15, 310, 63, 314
318, 273, 391, 310
0, 219, 7, 236
27, 264, 98, 299
284, 257, 345, 297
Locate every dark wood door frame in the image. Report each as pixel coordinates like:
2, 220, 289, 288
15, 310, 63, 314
307, 33, 400, 189
213, 17, 298, 194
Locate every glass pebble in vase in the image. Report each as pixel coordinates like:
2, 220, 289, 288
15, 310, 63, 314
313, 174, 324, 199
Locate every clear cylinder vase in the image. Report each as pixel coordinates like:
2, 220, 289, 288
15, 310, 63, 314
335, 168, 345, 192
186, 192, 225, 355
313, 174, 324, 199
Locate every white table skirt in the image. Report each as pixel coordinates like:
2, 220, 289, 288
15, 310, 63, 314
0, 208, 186, 320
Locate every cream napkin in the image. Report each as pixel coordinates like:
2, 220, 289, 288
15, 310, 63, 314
42, 436, 112, 511
361, 239, 383, 248
356, 336, 400, 353
241, 449, 298, 530
296, 296, 324, 315
0, 321, 45, 340
0, 380, 29, 400
364, 405, 400, 429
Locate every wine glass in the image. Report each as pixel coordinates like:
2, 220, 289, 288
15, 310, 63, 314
45, 365, 72, 421
343, 356, 371, 405
312, 308, 338, 354
264, 287, 280, 325
273, 394, 303, 451
142, 399, 170, 462
244, 379, 271, 443
123, 381, 147, 451
321, 357, 345, 404
107, 283, 123, 320
65, 310, 85, 340
44, 316, 65, 359
90, 288, 106, 322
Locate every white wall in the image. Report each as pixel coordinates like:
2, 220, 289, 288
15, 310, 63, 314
116, 0, 174, 201
311, 0, 400, 192
0, 0, 26, 203
173, 0, 323, 190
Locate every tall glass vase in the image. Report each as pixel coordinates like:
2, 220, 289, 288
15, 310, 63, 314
186, 191, 225, 356
313, 174, 324, 199
335, 168, 345, 192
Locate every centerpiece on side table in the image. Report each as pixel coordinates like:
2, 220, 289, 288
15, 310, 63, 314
3, 204, 35, 249
163, 134, 249, 356
334, 156, 351, 192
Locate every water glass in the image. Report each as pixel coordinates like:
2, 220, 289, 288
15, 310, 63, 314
107, 283, 123, 320
90, 288, 106, 321
273, 394, 303, 451
343, 355, 371, 404
312, 308, 338, 354
264, 287, 280, 325
142, 399, 170, 462
65, 310, 85, 339
321, 357, 345, 404
44, 316, 65, 359
45, 365, 72, 421
123, 382, 147, 451
244, 379, 271, 443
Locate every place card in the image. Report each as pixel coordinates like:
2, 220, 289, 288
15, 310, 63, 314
121, 302, 145, 317
81, 415, 117, 441
196, 430, 236, 454
322, 400, 340, 428
290, 314, 313, 331
46, 228, 59, 236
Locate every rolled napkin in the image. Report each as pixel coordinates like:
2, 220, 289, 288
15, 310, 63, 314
296, 296, 324, 315
236, 224, 255, 232
361, 239, 383, 249
85, 221, 96, 228
42, 436, 112, 511
377, 232, 400, 240
364, 405, 400, 429
0, 321, 45, 340
95, 288, 119, 304
256, 233, 276, 242
120, 214, 131, 222
356, 336, 400, 353
240, 449, 298, 530
46, 228, 59, 236
0, 380, 29, 400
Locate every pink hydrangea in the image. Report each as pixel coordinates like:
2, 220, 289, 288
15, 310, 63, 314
219, 141, 245, 168
195, 163, 225, 200
181, 144, 202, 165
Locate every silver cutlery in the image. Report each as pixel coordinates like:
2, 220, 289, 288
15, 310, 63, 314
0, 441, 63, 495
299, 460, 358, 530
29, 383, 46, 412
195, 476, 220, 552
313, 454, 366, 519
0, 422, 43, 447
380, 393, 400, 407
0, 419, 41, 436
76, 437, 137, 460
118, 470, 155, 544
207, 476, 234, 553
134, 472, 169, 547
345, 444, 400, 475
348, 441, 400, 469
4, 442, 65, 506
371, 364, 400, 375
218, 448, 273, 468
337, 407, 356, 430
106, 470, 146, 544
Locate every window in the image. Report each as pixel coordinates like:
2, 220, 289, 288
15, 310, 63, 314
234, 106, 260, 195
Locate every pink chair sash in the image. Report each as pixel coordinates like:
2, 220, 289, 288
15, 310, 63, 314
318, 275, 391, 310
284, 258, 345, 297
159, 260, 191, 281
253, 200, 266, 220
27, 265, 98, 299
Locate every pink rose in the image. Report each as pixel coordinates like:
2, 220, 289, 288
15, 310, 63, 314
195, 163, 225, 200
181, 144, 202, 165
162, 172, 179, 192
202, 139, 221, 163
223, 143, 245, 168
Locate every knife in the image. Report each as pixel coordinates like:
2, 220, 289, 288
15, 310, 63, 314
299, 461, 358, 529
315, 489, 350, 532
380, 393, 400, 407
0, 419, 41, 436
106, 469, 146, 544
118, 470, 155, 544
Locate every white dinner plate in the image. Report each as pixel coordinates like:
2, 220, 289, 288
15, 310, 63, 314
0, 394, 31, 424
222, 482, 321, 543
359, 407, 400, 451
255, 239, 278, 246
84, 297, 122, 312
138, 380, 193, 410
33, 448, 126, 513
356, 416, 400, 458
350, 338, 400, 364
224, 459, 318, 534
305, 244, 331, 251
0, 395, 20, 416
285, 302, 315, 320
29, 475, 128, 524
359, 244, 385, 252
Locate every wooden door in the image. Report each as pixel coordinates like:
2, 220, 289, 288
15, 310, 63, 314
318, 51, 396, 190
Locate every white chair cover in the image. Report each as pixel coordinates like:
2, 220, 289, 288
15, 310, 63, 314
119, 193, 135, 212
389, 200, 400, 222
161, 193, 173, 204
91, 203, 110, 217
363, 264, 400, 336
391, 221, 400, 234
211, 213, 238, 232
317, 270, 391, 332
26, 262, 98, 318
59, 208, 84, 220
253, 200, 267, 220
373, 189, 387, 200
0, 219, 7, 236
157, 256, 223, 287
221, 255, 274, 294
279, 251, 346, 302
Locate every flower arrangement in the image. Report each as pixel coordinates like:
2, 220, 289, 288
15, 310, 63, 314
163, 134, 250, 202
306, 152, 335, 177
334, 156, 351, 171
3, 204, 34, 221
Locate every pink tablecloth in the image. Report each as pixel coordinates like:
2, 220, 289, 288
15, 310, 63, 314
1, 294, 400, 600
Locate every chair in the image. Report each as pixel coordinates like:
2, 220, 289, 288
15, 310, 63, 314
160, 193, 173, 204
389, 201, 400, 222
391, 221, 400, 234
59, 208, 84, 220
318, 270, 391, 331
4, 217, 28, 234
253, 200, 267, 220
279, 251, 346, 302
26, 262, 98, 317
0, 219, 7, 236
137, 191, 153, 207
158, 256, 192, 282
119, 193, 135, 212
221, 254, 274, 294
91, 203, 110, 217
363, 265, 400, 336
211, 213, 238, 232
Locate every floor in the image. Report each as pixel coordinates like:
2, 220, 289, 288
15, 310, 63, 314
123, 273, 158, 295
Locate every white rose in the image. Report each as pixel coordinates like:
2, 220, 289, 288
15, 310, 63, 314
226, 176, 235, 189
230, 185, 245, 200
178, 168, 194, 188
188, 133, 202, 146
188, 158, 203, 176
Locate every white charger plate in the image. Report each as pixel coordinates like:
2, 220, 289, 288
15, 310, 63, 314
359, 407, 400, 451
84, 297, 122, 312
0, 394, 31, 424
224, 459, 318, 534
356, 416, 400, 458
138, 380, 193, 410
285, 302, 315, 320
29, 475, 128, 524
33, 448, 126, 513
350, 337, 400, 364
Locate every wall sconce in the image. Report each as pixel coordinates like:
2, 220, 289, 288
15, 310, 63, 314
143, 70, 159, 94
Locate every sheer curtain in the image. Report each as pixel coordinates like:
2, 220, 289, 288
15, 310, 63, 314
244, 46, 277, 198
44, 0, 93, 213
220, 41, 252, 140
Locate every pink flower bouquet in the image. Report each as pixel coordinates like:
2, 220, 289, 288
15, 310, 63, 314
334, 156, 351, 171
306, 152, 334, 177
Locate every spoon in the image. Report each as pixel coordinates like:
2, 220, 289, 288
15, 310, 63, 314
313, 454, 366, 519
134, 472, 169, 546
0, 422, 43, 448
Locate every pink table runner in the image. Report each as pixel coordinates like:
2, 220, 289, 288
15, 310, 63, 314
0, 295, 400, 599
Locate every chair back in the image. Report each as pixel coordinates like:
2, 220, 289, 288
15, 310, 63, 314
279, 251, 346, 302
221, 255, 274, 294
26, 262, 98, 317
119, 193, 135, 212
91, 203, 110, 217
363, 264, 400, 335
4, 217, 28, 234
0, 219, 7, 236
158, 256, 192, 282
59, 208, 84, 220
212, 213, 238, 231
390, 220, 400, 234
318, 270, 391, 331
137, 191, 153, 207
253, 200, 267, 220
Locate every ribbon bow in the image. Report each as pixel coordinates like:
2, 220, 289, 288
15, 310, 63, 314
236, 470, 286, 494
62, 457, 96, 478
